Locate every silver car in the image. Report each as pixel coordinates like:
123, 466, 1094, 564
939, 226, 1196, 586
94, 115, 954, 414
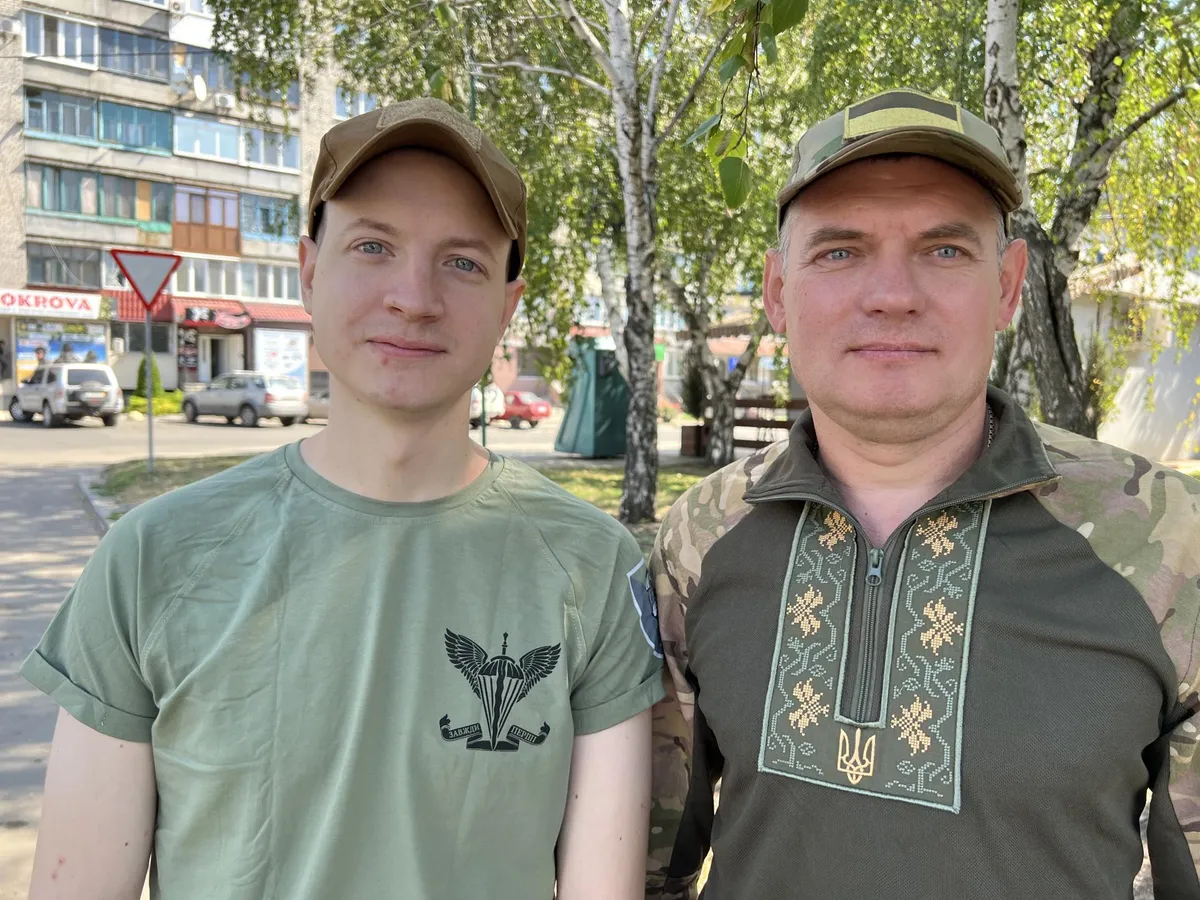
8, 363, 123, 428
182, 371, 308, 427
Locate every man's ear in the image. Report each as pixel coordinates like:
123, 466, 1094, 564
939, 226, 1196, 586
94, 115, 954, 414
764, 248, 788, 334
996, 238, 1028, 330
299, 236, 318, 315
500, 278, 526, 335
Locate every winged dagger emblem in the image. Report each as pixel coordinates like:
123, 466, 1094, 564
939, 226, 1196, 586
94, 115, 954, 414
440, 630, 561, 752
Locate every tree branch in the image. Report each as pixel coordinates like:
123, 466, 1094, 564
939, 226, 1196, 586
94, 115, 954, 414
473, 61, 610, 95
654, 20, 738, 149
634, 0, 669, 58
646, 0, 685, 126
553, 0, 621, 89
731, 314, 771, 380
1112, 81, 1199, 148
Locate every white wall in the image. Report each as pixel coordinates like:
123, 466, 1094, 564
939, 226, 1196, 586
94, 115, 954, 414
112, 350, 178, 392
1098, 345, 1200, 462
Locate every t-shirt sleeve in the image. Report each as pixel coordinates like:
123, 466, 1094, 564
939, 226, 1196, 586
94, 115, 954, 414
20, 519, 158, 742
569, 533, 666, 735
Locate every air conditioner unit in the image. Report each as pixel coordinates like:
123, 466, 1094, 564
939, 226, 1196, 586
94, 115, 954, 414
112, 337, 126, 356
170, 0, 183, 11
213, 92, 236, 110
0, 17, 23, 36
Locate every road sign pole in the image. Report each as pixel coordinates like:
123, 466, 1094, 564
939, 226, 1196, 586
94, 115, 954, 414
145, 308, 155, 473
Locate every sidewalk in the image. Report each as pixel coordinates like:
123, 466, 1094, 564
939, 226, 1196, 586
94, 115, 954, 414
0, 466, 103, 899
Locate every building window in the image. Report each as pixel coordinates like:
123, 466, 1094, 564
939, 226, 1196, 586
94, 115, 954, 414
99, 102, 171, 151
241, 194, 298, 241
189, 0, 212, 14
175, 115, 240, 161
170, 255, 298, 300
25, 88, 96, 139
24, 13, 97, 66
26, 163, 169, 225
27, 243, 101, 288
178, 45, 235, 93
174, 186, 239, 255
100, 28, 169, 81
117, 322, 172, 354
243, 127, 299, 169
335, 88, 377, 119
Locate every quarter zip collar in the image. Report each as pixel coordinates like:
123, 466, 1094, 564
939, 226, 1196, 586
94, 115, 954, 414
744, 386, 1060, 509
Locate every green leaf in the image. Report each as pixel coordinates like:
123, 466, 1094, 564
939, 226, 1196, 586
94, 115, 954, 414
429, 68, 448, 100
686, 112, 722, 145
706, 128, 735, 159
771, 0, 808, 35
708, 0, 735, 14
760, 22, 778, 64
719, 54, 746, 84
718, 156, 753, 208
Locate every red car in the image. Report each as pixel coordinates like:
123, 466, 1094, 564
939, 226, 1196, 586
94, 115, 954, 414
502, 391, 551, 428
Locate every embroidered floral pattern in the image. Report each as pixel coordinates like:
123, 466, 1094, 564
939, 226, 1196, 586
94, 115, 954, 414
920, 599, 965, 656
916, 512, 958, 558
789, 680, 830, 734
787, 586, 824, 637
818, 510, 852, 550
891, 695, 934, 755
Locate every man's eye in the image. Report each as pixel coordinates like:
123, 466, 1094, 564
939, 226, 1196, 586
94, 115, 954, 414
451, 257, 479, 273
825, 249, 851, 262
356, 241, 385, 255
934, 246, 961, 259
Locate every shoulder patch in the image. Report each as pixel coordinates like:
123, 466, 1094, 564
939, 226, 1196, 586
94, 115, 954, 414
627, 559, 663, 659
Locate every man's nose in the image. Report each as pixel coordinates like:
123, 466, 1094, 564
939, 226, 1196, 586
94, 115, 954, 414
382, 261, 444, 320
860, 249, 928, 317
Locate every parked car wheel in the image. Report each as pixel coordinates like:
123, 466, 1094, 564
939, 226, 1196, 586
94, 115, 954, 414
101, 414, 119, 427
509, 417, 524, 429
8, 396, 30, 422
528, 419, 540, 428
41, 402, 58, 428
469, 418, 481, 429
226, 416, 237, 425
183, 401, 198, 423
239, 405, 259, 428
280, 417, 297, 427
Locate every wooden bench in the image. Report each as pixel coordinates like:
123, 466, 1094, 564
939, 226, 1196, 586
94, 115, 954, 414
730, 397, 808, 450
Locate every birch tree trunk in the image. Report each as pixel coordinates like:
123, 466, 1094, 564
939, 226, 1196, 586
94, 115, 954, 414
595, 236, 630, 383
985, 0, 1149, 436
603, 0, 659, 522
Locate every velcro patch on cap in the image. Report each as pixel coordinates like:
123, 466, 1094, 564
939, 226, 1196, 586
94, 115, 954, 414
377, 98, 483, 151
844, 92, 962, 140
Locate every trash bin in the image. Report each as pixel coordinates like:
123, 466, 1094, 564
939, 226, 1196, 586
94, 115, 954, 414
554, 342, 628, 458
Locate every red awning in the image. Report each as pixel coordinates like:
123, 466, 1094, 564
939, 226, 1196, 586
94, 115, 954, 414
243, 302, 312, 325
107, 289, 174, 323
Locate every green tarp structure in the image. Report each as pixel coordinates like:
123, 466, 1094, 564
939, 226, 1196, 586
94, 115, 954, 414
554, 342, 628, 458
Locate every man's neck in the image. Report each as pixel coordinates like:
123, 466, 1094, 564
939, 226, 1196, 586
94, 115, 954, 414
300, 389, 488, 503
811, 399, 990, 547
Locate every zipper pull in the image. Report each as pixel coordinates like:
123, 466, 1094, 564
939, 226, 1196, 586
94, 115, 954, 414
866, 548, 884, 586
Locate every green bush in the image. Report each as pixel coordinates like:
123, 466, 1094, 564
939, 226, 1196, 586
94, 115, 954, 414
136, 354, 165, 399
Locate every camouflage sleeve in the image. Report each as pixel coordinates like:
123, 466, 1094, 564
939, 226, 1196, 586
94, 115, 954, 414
646, 498, 700, 900
1034, 425, 1200, 882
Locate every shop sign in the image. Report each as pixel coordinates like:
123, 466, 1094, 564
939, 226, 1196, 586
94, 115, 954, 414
0, 288, 102, 320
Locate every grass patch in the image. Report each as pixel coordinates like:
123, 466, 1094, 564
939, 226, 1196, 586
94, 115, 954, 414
126, 392, 183, 416
1173, 461, 1200, 478
98, 455, 713, 551
98, 456, 252, 505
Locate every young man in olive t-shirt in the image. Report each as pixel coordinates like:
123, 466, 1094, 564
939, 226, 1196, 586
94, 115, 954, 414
23, 98, 664, 900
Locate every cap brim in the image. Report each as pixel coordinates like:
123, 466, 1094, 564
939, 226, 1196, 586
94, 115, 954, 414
314, 119, 520, 241
776, 127, 1023, 226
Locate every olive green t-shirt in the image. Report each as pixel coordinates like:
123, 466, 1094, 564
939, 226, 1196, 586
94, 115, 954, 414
22, 444, 664, 900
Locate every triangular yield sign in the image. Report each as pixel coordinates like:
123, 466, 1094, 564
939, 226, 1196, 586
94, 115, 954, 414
111, 250, 181, 310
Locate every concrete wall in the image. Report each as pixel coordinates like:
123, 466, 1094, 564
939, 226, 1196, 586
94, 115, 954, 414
1098, 345, 1200, 461
0, 2, 27, 291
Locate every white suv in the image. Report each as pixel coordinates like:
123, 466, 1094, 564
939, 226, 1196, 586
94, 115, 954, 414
9, 363, 124, 428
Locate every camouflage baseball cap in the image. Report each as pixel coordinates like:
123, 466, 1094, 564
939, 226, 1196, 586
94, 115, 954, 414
776, 89, 1021, 228
308, 97, 527, 281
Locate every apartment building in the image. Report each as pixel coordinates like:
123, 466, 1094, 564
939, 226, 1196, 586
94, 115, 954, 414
0, 0, 364, 399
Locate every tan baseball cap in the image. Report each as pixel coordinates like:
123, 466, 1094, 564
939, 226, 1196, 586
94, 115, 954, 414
307, 97, 527, 281
776, 89, 1022, 228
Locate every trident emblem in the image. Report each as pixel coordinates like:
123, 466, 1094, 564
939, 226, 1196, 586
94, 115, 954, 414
837, 728, 876, 785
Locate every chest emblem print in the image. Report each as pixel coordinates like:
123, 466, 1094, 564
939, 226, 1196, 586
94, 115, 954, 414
440, 630, 561, 752
837, 728, 876, 785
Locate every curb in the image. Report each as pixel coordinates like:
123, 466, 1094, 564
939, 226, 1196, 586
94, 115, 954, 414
76, 470, 125, 536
